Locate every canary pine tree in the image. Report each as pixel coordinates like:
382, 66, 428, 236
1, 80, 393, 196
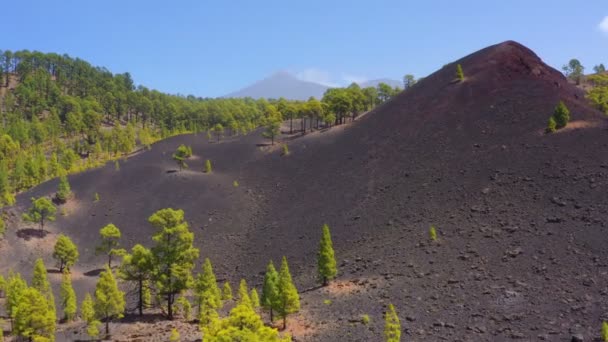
96, 223, 125, 268
277, 257, 300, 329
94, 267, 125, 336
13, 287, 56, 341
194, 258, 222, 312
22, 196, 56, 231
52, 234, 79, 272
32, 258, 56, 322
238, 279, 251, 307
119, 244, 154, 316
261, 260, 280, 322
81, 293, 101, 339
60, 271, 77, 322
250, 288, 260, 309
149, 208, 199, 320
317, 224, 337, 286
222, 281, 233, 301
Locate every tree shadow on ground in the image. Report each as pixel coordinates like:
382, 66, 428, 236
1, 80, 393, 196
16, 228, 48, 240
47, 269, 63, 274
84, 268, 104, 277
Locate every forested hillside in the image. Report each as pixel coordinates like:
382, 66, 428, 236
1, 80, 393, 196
0, 50, 403, 207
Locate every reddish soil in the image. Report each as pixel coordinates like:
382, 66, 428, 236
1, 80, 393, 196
1, 40, 608, 341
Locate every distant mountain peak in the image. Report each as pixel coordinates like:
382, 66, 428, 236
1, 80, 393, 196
224, 71, 328, 100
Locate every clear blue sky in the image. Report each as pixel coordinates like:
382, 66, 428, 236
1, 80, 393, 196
3, 0, 607, 97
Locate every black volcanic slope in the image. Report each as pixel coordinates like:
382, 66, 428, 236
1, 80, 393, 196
2, 41, 608, 341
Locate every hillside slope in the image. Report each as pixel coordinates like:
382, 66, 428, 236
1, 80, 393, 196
2, 41, 607, 341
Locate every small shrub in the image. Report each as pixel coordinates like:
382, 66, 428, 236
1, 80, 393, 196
546, 116, 557, 133
170, 328, 180, 342
233, 180, 239, 187
94, 193, 100, 202
205, 159, 212, 173
602, 321, 608, 342
456, 64, 464, 81
282, 144, 290, 156
361, 314, 370, 325
429, 225, 437, 241
323, 299, 332, 305
553, 101, 570, 129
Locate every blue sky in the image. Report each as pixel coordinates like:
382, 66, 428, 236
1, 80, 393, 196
3, 0, 607, 97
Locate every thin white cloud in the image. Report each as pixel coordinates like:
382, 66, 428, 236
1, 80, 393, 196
296, 68, 339, 87
341, 73, 368, 85
599, 16, 608, 34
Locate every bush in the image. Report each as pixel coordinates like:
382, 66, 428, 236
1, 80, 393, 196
553, 101, 570, 129
546, 116, 557, 133
94, 193, 100, 202
429, 225, 437, 241
361, 314, 370, 325
602, 321, 608, 342
323, 299, 332, 305
205, 159, 212, 173
456, 64, 464, 81
233, 180, 239, 187
56, 175, 72, 203
282, 144, 290, 156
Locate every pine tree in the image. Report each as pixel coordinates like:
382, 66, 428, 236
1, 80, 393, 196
60, 271, 77, 321
81, 293, 101, 340
94, 267, 125, 337
238, 279, 251, 307
52, 234, 79, 272
277, 257, 300, 329
55, 174, 71, 203
261, 260, 280, 322
194, 258, 222, 312
222, 281, 233, 301
250, 288, 260, 309
149, 208, 199, 320
13, 287, 56, 341
96, 223, 125, 268
0, 274, 6, 297
317, 224, 337, 286
32, 258, 56, 323
602, 321, 608, 342
22, 196, 56, 231
177, 296, 192, 321
0, 320, 3, 342
204, 159, 212, 173
384, 303, 401, 342
119, 244, 154, 316
456, 64, 464, 81
553, 101, 571, 129
198, 293, 220, 328
172, 145, 191, 171
6, 272, 27, 329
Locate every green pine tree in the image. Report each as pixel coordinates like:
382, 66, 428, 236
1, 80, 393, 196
602, 321, 608, 342
13, 287, 56, 341
317, 224, 337, 286
81, 292, 102, 339
118, 244, 154, 316
384, 303, 401, 342
55, 174, 71, 203
261, 260, 280, 322
222, 281, 233, 301
94, 267, 125, 337
60, 271, 77, 322
177, 296, 192, 321
96, 223, 125, 268
6, 272, 27, 329
52, 234, 79, 272
238, 279, 251, 307
149, 208, 199, 320
0, 216, 5, 238
204, 159, 212, 173
194, 258, 222, 312
32, 258, 56, 323
250, 288, 260, 309
22, 197, 56, 231
277, 256, 300, 329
